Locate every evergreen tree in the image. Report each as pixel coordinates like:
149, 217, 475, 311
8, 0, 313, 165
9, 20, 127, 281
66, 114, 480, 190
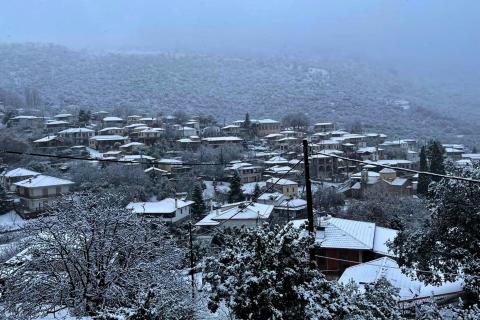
0, 185, 11, 214
243, 112, 251, 129
473, 146, 478, 154
78, 109, 91, 124
204, 224, 405, 319
417, 146, 430, 196
428, 140, 445, 181
228, 172, 245, 203
393, 165, 480, 300
253, 183, 261, 200
191, 183, 206, 220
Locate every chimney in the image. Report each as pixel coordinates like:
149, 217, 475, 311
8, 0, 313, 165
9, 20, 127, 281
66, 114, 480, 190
361, 169, 368, 184
175, 198, 178, 209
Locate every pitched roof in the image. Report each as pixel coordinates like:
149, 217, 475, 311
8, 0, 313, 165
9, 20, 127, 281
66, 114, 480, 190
14, 175, 74, 188
127, 198, 194, 214
315, 217, 376, 250
58, 128, 94, 134
33, 136, 59, 143
196, 202, 273, 226
266, 177, 297, 185
3, 168, 40, 178
339, 257, 463, 301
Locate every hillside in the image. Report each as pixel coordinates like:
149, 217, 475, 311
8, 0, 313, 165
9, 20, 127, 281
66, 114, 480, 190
0, 43, 478, 145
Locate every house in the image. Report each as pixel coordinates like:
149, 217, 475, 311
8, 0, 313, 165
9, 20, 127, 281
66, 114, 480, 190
265, 177, 299, 197
177, 126, 197, 137
310, 154, 338, 180
119, 141, 146, 154
264, 156, 289, 166
139, 117, 160, 126
264, 165, 301, 179
258, 193, 307, 224
303, 216, 398, 278
1, 168, 40, 192
58, 128, 95, 145
33, 135, 64, 148
221, 125, 241, 135
275, 137, 299, 152
144, 167, 170, 178
157, 158, 184, 173
379, 168, 412, 196
195, 202, 274, 231
314, 122, 335, 133
339, 257, 463, 305
14, 175, 74, 216
138, 128, 165, 144
201, 136, 244, 148
126, 198, 194, 224
91, 111, 109, 121
98, 127, 124, 136
102, 116, 124, 127
45, 120, 70, 133
176, 137, 201, 150
225, 162, 263, 184
89, 135, 129, 150
9, 116, 43, 129
53, 113, 74, 122
233, 119, 281, 137
127, 115, 143, 124
255, 119, 281, 136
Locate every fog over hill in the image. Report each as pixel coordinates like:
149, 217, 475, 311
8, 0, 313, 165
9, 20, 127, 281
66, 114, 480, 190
0, 43, 479, 145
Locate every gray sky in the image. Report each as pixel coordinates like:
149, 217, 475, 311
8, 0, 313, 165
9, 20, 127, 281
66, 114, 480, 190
1, 0, 479, 78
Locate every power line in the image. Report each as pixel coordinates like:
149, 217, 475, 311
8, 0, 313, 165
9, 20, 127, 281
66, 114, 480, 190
193, 160, 303, 237
0, 149, 228, 166
309, 150, 480, 184
314, 255, 476, 280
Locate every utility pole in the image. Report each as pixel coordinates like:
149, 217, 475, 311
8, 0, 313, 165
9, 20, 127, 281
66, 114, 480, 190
303, 139, 316, 267
188, 222, 195, 299
302, 139, 314, 233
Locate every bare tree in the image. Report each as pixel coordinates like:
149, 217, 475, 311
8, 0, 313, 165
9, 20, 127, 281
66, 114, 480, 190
1, 191, 193, 319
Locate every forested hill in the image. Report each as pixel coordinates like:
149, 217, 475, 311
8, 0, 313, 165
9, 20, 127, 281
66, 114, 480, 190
0, 43, 478, 144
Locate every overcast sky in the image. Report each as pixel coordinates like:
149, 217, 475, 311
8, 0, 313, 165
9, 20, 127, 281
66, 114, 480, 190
1, 0, 479, 77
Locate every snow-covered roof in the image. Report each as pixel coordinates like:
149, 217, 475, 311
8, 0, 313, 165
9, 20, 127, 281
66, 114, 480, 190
127, 198, 194, 214
266, 177, 297, 186
124, 123, 146, 128
222, 125, 240, 129
3, 168, 40, 178
14, 175, 74, 188
276, 198, 307, 209
264, 133, 284, 139
141, 127, 164, 132
339, 257, 463, 301
314, 217, 397, 253
33, 135, 59, 143
89, 135, 127, 141
258, 119, 280, 124
196, 202, 274, 226
202, 136, 243, 142
379, 168, 396, 174
144, 167, 170, 174
54, 113, 73, 118
373, 227, 398, 256
99, 127, 123, 132
264, 156, 288, 164
120, 142, 145, 148
103, 116, 123, 122
46, 120, 69, 125
58, 128, 94, 134
314, 122, 334, 126
121, 155, 155, 162
11, 115, 40, 120
157, 158, 183, 165
266, 165, 300, 174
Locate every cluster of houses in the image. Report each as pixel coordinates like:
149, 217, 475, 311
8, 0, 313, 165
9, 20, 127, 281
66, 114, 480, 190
1, 110, 476, 306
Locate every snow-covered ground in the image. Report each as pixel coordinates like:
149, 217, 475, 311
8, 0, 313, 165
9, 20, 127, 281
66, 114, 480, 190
0, 210, 25, 231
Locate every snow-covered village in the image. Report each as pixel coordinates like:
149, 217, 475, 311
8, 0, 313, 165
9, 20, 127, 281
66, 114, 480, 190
1, 1, 480, 319
0, 108, 479, 319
